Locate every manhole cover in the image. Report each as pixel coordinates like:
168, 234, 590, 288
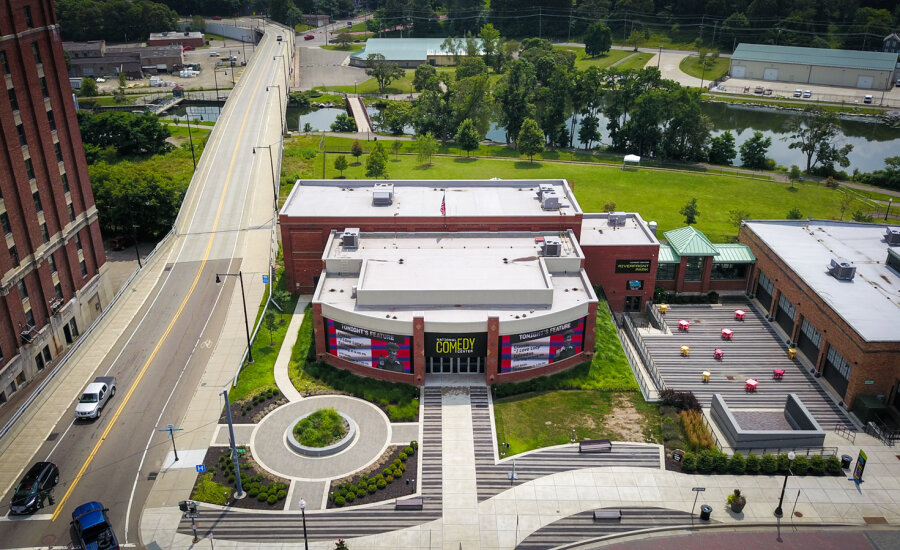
864, 516, 887, 524
147, 471, 158, 481
46, 432, 59, 441
794, 511, 803, 518
40, 535, 57, 545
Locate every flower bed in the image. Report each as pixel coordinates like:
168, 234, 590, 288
191, 446, 291, 510
221, 386, 286, 425
293, 408, 348, 447
327, 441, 418, 508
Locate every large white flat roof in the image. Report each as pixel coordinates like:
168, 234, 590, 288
580, 213, 660, 246
744, 220, 900, 342
280, 179, 583, 219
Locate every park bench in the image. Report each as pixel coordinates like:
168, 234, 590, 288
579, 439, 612, 453
395, 497, 424, 511
593, 509, 622, 521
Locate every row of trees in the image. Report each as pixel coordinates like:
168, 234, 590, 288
56, 0, 178, 42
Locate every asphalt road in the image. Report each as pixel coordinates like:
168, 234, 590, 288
0, 27, 288, 549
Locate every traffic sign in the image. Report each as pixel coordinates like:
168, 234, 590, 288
262, 275, 269, 284
196, 464, 206, 473
237, 448, 246, 454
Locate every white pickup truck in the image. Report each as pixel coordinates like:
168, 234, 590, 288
75, 377, 116, 420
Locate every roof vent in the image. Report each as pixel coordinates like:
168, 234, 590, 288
608, 212, 627, 226
828, 258, 856, 281
537, 183, 555, 200
540, 190, 559, 210
648, 221, 658, 235
372, 183, 393, 206
341, 228, 360, 249
885, 227, 900, 246
542, 236, 562, 257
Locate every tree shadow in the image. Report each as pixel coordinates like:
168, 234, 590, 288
453, 157, 478, 163
541, 151, 560, 160
412, 164, 433, 171
785, 185, 799, 193
513, 161, 542, 169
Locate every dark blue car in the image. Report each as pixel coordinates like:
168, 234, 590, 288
71, 501, 118, 550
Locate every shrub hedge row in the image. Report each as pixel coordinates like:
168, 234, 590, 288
680, 449, 843, 476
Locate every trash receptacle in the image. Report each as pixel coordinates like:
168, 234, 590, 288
699, 504, 712, 521
841, 454, 852, 469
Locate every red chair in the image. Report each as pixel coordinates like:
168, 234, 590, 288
714, 348, 724, 360
745, 378, 758, 392
679, 319, 690, 332
734, 309, 745, 321
773, 369, 784, 380
721, 328, 733, 340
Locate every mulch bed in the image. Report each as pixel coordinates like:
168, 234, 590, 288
326, 445, 419, 509
196, 446, 291, 510
220, 390, 287, 424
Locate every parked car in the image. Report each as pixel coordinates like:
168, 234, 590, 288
9, 462, 59, 515
75, 377, 116, 420
304, 34, 314, 40
212, 15, 222, 20
183, 45, 194, 51
71, 501, 119, 550
793, 89, 802, 97
864, 95, 873, 104
209, 51, 219, 57
276, 35, 283, 42
803, 90, 812, 98
753, 86, 764, 94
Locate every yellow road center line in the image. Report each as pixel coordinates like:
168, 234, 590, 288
51, 38, 275, 522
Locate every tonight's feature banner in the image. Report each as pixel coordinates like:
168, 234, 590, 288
500, 317, 586, 372
325, 319, 412, 373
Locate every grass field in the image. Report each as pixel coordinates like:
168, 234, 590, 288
679, 55, 730, 82
296, 136, 852, 242
321, 66, 502, 95
321, 44, 364, 52
555, 46, 632, 70
613, 52, 653, 71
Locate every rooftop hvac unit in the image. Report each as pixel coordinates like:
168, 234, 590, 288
372, 183, 394, 206
885, 227, 900, 246
541, 191, 559, 210
542, 236, 562, 257
341, 228, 360, 249
608, 212, 627, 226
828, 258, 856, 281
537, 183, 555, 200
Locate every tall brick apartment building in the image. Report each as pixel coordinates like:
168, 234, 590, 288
1, 0, 110, 405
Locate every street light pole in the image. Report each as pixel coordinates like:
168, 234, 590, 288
266, 85, 285, 136
273, 54, 289, 92
886, 198, 893, 221
212, 68, 221, 114
774, 451, 796, 518
184, 115, 196, 170
131, 224, 142, 268
253, 145, 278, 207
220, 389, 246, 499
215, 271, 254, 364
299, 498, 309, 550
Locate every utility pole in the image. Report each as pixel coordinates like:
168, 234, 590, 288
220, 389, 246, 499
185, 115, 196, 170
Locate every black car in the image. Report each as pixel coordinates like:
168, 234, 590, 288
10, 461, 59, 515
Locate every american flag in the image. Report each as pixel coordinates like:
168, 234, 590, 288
440, 191, 446, 217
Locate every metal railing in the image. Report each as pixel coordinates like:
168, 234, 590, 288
701, 411, 722, 450
617, 327, 653, 401
735, 446, 839, 458
865, 420, 898, 446
622, 313, 667, 392
834, 423, 856, 444
646, 302, 669, 334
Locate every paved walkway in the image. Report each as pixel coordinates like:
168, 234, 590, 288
272, 297, 310, 403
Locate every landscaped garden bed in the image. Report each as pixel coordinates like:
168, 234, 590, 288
220, 386, 287, 424
191, 446, 291, 510
293, 407, 348, 446
326, 442, 418, 508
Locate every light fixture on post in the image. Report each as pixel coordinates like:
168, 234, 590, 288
774, 450, 796, 518
266, 84, 285, 136
215, 271, 254, 364
273, 54, 289, 93
253, 144, 279, 208
299, 498, 309, 550
886, 198, 893, 221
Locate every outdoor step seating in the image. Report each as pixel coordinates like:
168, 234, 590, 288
702, 370, 711, 383
579, 439, 612, 453
681, 345, 690, 357
734, 309, 745, 321
593, 509, 622, 521
394, 497, 424, 510
745, 378, 758, 392
714, 348, 724, 360
721, 328, 733, 340
773, 369, 784, 380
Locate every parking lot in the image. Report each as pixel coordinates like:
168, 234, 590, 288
711, 77, 900, 108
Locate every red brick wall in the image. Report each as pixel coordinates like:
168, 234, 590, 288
582, 244, 657, 311
740, 225, 900, 408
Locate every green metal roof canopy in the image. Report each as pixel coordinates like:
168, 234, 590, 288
732, 44, 898, 72
712, 244, 756, 264
663, 226, 719, 257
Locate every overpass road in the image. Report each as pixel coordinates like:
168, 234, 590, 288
0, 24, 292, 549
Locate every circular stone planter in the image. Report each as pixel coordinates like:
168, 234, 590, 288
285, 411, 357, 457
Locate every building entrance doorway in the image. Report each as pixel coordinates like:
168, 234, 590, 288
426, 357, 484, 374
624, 295, 641, 312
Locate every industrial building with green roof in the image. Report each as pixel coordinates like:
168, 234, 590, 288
729, 43, 898, 90
349, 38, 482, 68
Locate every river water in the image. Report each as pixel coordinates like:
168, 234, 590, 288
169, 102, 900, 173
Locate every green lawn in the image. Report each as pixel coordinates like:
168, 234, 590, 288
555, 46, 632, 70
321, 44, 364, 52
613, 52, 653, 71
301, 137, 851, 242
679, 55, 730, 82
321, 66, 501, 95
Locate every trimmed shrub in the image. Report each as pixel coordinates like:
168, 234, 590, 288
334, 496, 345, 507
760, 454, 778, 475
696, 451, 715, 474
383, 469, 392, 478
410, 441, 418, 451
659, 389, 702, 412
377, 479, 386, 489
345, 492, 355, 503
777, 453, 791, 474
257, 493, 268, 502
277, 489, 287, 500
356, 488, 367, 499
713, 451, 729, 474
745, 453, 761, 474
825, 455, 842, 476
267, 495, 278, 505
399, 452, 408, 462
404, 446, 415, 455
386, 475, 394, 483
248, 488, 259, 497
680, 452, 697, 473
791, 455, 809, 476
399, 462, 406, 472
368, 484, 377, 494
808, 455, 825, 476
374, 473, 384, 482
729, 452, 746, 475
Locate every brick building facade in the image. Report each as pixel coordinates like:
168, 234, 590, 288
0, 0, 111, 406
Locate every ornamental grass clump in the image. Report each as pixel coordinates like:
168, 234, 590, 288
293, 408, 347, 447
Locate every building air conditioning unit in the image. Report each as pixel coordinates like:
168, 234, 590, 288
608, 212, 627, 226
49, 297, 63, 314
828, 258, 856, 281
885, 227, 900, 246
341, 228, 360, 249
540, 190, 559, 211
372, 183, 394, 206
537, 183, 555, 200
20, 325, 36, 345
542, 236, 562, 257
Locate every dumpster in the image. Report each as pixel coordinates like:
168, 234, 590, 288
841, 454, 852, 469
699, 504, 712, 521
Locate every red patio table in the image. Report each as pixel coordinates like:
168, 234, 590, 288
734, 309, 745, 321
721, 328, 733, 340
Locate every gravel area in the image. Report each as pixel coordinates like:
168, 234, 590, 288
731, 409, 793, 431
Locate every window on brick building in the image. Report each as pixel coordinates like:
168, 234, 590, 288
40, 223, 49, 243
80, 260, 87, 277
24, 6, 34, 28
68, 203, 75, 221
9, 245, 19, 266
75, 232, 82, 250
48, 253, 57, 273
40, 77, 48, 98
17, 279, 28, 299
25, 158, 34, 179
656, 263, 676, 281
47, 110, 56, 131
8, 87, 18, 111
0, 50, 9, 74
0, 212, 10, 235
54, 282, 62, 300
61, 173, 69, 193
17, 123, 27, 147
710, 263, 748, 280
25, 309, 35, 327
54, 142, 62, 162
33, 191, 42, 212
684, 257, 704, 281
31, 42, 41, 64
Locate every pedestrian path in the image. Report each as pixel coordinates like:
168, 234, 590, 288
272, 296, 310, 403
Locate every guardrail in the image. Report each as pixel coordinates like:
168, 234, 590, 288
646, 302, 669, 334
0, 230, 174, 443
735, 445, 839, 457
834, 423, 856, 444
865, 420, 898, 446
622, 313, 667, 392
617, 327, 653, 401
701, 410, 722, 450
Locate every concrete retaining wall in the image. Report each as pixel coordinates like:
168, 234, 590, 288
710, 393, 825, 450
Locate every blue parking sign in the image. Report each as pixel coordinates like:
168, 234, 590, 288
262, 275, 269, 284
196, 464, 206, 473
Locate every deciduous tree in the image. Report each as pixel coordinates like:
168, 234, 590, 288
350, 139, 364, 164
707, 131, 736, 165
455, 118, 480, 156
365, 54, 405, 94
680, 198, 700, 225
416, 133, 438, 166
584, 22, 612, 57
517, 118, 545, 162
739, 131, 771, 170
787, 107, 853, 173
334, 155, 348, 177
413, 64, 441, 93
365, 142, 389, 178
